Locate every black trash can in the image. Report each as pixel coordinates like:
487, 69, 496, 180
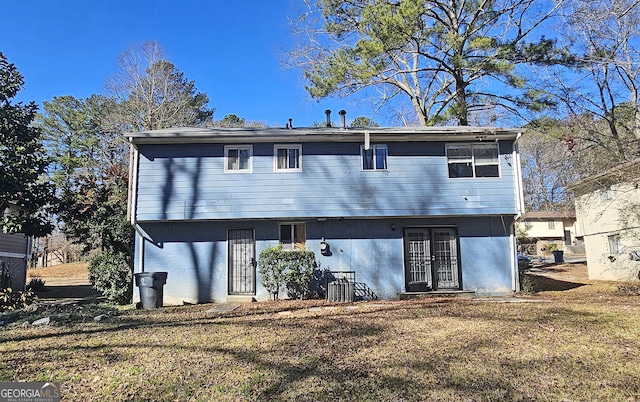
552, 250, 564, 263
134, 272, 168, 309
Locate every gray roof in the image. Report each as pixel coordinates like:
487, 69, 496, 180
567, 157, 640, 196
518, 210, 576, 220
126, 126, 524, 144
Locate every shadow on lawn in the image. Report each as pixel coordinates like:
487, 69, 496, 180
35, 285, 102, 300
528, 274, 587, 293
6, 298, 633, 400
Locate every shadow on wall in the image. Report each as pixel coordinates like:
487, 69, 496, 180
1, 258, 27, 291
157, 155, 219, 303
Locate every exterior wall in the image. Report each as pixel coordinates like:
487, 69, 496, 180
583, 228, 639, 281
134, 141, 518, 222
520, 219, 566, 240
576, 181, 640, 281
0, 232, 30, 290
134, 216, 515, 305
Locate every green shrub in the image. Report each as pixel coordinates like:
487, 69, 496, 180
27, 275, 46, 292
0, 260, 38, 311
258, 245, 286, 299
283, 252, 316, 300
88, 252, 132, 305
519, 274, 536, 295
258, 245, 316, 300
0, 288, 37, 311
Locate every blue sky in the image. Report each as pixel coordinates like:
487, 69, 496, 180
2, 0, 377, 127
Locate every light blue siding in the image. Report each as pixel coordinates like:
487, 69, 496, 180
135, 216, 514, 304
135, 141, 518, 221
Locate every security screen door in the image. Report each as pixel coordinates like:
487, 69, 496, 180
228, 229, 255, 295
432, 229, 459, 289
404, 228, 460, 291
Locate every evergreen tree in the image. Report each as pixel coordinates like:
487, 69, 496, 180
0, 53, 55, 237
291, 0, 575, 126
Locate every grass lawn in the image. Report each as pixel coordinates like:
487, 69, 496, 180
2, 264, 640, 401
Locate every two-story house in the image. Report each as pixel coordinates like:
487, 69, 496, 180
515, 210, 580, 256
126, 124, 525, 304
569, 159, 640, 281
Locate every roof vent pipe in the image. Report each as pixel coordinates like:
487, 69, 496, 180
338, 110, 347, 128
325, 109, 332, 127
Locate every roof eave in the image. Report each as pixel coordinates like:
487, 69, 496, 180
126, 126, 523, 145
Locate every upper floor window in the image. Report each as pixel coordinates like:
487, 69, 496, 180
548, 221, 556, 230
447, 143, 499, 178
280, 223, 306, 250
362, 145, 388, 171
274, 145, 302, 172
225, 145, 252, 173
599, 188, 613, 202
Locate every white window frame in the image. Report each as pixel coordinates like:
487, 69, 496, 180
224, 145, 253, 173
279, 223, 306, 251
361, 144, 388, 171
599, 188, 613, 202
274, 145, 302, 172
548, 221, 556, 230
446, 143, 500, 178
608, 234, 622, 254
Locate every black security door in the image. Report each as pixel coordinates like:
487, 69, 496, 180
228, 229, 255, 295
404, 228, 460, 291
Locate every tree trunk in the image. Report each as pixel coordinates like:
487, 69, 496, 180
455, 76, 469, 126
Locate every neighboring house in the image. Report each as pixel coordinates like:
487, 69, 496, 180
32, 233, 83, 268
515, 210, 581, 256
569, 159, 640, 281
0, 205, 32, 290
126, 122, 526, 304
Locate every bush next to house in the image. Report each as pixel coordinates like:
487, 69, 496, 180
258, 245, 316, 300
0, 260, 37, 311
88, 252, 132, 305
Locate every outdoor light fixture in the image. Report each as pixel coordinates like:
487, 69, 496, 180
320, 237, 331, 256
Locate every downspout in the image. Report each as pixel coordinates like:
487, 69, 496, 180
127, 140, 139, 226
25, 236, 33, 291
511, 132, 525, 291
513, 132, 525, 217
127, 139, 145, 274
137, 229, 145, 274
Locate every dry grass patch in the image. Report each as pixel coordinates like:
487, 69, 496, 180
2, 264, 640, 401
28, 262, 89, 279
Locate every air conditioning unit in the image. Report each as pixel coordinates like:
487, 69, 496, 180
327, 279, 355, 302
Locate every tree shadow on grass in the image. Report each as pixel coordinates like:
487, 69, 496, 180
528, 274, 587, 293
34, 285, 102, 300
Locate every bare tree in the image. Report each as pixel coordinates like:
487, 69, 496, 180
549, 0, 640, 160
105, 40, 214, 132
519, 119, 578, 211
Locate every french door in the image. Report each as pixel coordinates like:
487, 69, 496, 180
404, 228, 460, 291
228, 229, 255, 295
